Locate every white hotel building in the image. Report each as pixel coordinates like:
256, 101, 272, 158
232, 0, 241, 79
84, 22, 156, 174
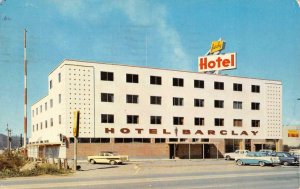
28, 59, 282, 159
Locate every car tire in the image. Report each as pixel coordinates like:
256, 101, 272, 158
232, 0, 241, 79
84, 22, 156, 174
236, 160, 243, 166
90, 159, 96, 164
110, 160, 117, 165
225, 156, 231, 160
259, 161, 265, 167
283, 162, 289, 166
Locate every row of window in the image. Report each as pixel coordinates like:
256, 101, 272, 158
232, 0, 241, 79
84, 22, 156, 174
32, 94, 61, 117
101, 114, 261, 127
101, 93, 260, 110
32, 115, 61, 132
100, 72, 260, 92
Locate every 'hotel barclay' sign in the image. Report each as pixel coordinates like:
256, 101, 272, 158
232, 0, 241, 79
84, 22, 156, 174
104, 128, 259, 138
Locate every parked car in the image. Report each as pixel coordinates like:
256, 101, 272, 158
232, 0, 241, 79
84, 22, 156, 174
235, 152, 280, 167
224, 150, 250, 160
87, 151, 129, 165
259, 149, 274, 155
270, 152, 299, 166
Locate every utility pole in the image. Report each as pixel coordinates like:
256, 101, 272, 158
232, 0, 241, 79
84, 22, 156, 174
23, 29, 27, 154
6, 124, 12, 153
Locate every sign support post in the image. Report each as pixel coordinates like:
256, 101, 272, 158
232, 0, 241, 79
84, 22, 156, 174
73, 111, 80, 171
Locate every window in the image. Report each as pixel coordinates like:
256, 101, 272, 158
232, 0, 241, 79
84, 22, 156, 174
59, 115, 61, 124
45, 120, 48, 128
45, 102, 47, 111
150, 116, 162, 124
150, 76, 162, 85
233, 101, 242, 109
40, 105, 42, 113
173, 97, 184, 106
252, 85, 260, 93
59, 94, 62, 103
127, 115, 139, 124
36, 108, 38, 115
32, 110, 34, 117
126, 94, 139, 104
40, 122, 43, 130
173, 117, 184, 125
194, 99, 204, 107
194, 80, 204, 88
195, 118, 205, 126
49, 80, 52, 89
214, 82, 224, 90
215, 118, 224, 126
50, 118, 53, 126
58, 73, 61, 83
101, 93, 114, 102
173, 78, 184, 87
101, 114, 114, 123
214, 100, 224, 108
252, 120, 260, 127
36, 124, 38, 131
233, 119, 243, 127
32, 125, 34, 132
50, 99, 53, 108
233, 83, 242, 91
101, 71, 114, 81
251, 102, 260, 110
126, 74, 138, 83
150, 96, 162, 105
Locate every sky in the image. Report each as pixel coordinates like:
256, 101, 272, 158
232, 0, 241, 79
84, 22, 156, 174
0, 0, 299, 136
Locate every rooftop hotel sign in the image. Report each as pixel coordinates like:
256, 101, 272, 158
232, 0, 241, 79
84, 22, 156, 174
198, 53, 236, 72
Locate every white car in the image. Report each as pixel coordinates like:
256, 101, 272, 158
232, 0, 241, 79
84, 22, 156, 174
224, 150, 250, 160
87, 151, 129, 165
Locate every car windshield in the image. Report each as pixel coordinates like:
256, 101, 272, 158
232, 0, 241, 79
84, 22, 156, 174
285, 153, 292, 157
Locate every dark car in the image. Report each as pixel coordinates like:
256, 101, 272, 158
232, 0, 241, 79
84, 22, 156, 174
270, 152, 299, 166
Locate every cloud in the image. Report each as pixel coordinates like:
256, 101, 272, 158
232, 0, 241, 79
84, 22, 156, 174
49, 0, 191, 69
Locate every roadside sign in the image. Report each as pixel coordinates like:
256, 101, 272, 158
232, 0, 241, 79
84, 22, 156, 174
210, 40, 224, 53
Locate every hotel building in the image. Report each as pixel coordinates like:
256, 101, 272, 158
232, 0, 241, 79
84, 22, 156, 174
28, 59, 282, 159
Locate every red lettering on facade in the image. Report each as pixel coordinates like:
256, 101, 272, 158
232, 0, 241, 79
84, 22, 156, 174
135, 128, 144, 134
240, 131, 248, 136
195, 130, 204, 135
208, 130, 215, 135
120, 128, 130, 134
163, 129, 171, 134
232, 131, 238, 135
251, 131, 258, 136
182, 129, 191, 135
149, 129, 157, 134
105, 128, 115, 134
220, 130, 227, 135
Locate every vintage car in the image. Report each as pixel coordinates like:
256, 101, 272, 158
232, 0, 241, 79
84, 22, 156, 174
87, 151, 129, 165
235, 152, 280, 167
270, 152, 299, 166
224, 150, 250, 160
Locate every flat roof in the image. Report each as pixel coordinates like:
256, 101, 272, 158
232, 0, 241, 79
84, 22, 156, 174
48, 59, 281, 83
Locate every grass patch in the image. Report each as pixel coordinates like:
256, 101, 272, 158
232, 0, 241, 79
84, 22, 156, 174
0, 151, 71, 178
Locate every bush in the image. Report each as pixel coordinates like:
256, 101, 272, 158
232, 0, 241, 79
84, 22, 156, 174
0, 151, 26, 171
0, 152, 70, 178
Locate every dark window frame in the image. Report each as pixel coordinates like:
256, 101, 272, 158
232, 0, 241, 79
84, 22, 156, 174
173, 97, 184, 106
101, 114, 114, 123
194, 117, 205, 126
215, 118, 224, 126
101, 71, 114, 81
194, 80, 204, 88
214, 82, 224, 90
126, 74, 139, 83
101, 93, 114, 102
126, 94, 139, 104
214, 100, 224, 108
233, 83, 243, 91
150, 76, 162, 85
173, 78, 184, 87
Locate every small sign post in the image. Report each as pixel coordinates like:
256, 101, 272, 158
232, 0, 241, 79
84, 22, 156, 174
73, 111, 80, 171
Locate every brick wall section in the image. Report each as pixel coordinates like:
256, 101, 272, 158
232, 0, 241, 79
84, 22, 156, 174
67, 143, 169, 159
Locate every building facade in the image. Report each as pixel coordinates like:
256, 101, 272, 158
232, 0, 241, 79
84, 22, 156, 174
28, 59, 282, 159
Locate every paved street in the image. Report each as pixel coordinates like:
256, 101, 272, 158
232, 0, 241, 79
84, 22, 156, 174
0, 160, 299, 189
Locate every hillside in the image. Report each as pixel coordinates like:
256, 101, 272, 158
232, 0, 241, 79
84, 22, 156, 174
0, 133, 22, 150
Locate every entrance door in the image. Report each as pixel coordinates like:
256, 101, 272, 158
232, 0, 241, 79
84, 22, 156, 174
204, 144, 210, 158
169, 144, 175, 159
